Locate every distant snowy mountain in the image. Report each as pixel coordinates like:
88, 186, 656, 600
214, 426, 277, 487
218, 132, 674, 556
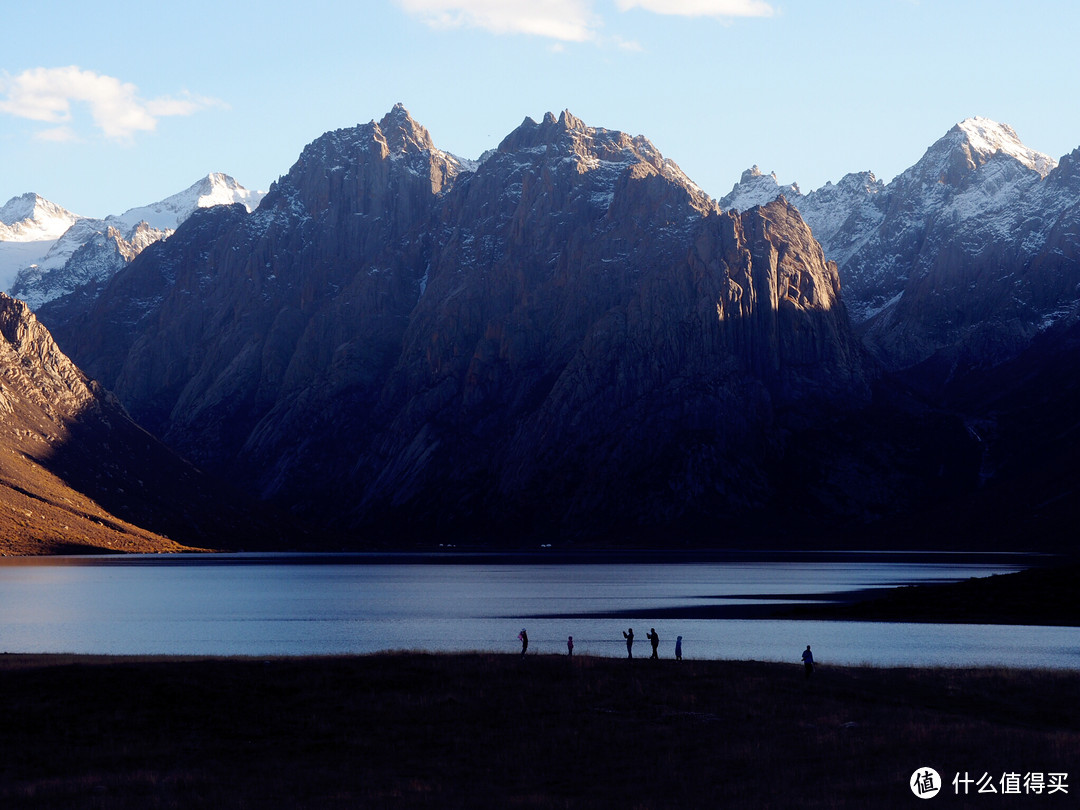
0, 194, 82, 291
858, 121, 1072, 372
721, 167, 887, 282
717, 117, 1076, 375
107, 173, 265, 232
0, 193, 79, 241
5, 174, 264, 310
914, 116, 1056, 183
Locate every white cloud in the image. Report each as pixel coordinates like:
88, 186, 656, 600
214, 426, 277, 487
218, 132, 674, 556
0, 66, 226, 142
397, 0, 600, 42
35, 125, 80, 143
615, 0, 774, 17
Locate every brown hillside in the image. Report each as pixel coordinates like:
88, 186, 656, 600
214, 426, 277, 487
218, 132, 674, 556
0, 292, 290, 554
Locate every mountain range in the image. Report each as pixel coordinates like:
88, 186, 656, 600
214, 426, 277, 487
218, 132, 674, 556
721, 117, 1080, 386
2, 106, 1079, 552
0, 174, 264, 309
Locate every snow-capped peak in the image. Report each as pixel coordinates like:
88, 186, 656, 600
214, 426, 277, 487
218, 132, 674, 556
719, 165, 800, 212
955, 117, 1057, 177
107, 173, 265, 232
0, 193, 81, 242
4, 174, 266, 305
908, 117, 1058, 187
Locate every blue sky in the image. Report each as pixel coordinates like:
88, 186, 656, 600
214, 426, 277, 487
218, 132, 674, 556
3, 0, 1079, 218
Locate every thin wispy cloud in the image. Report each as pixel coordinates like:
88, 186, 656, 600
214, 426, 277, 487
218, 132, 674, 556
0, 66, 226, 143
614, 36, 644, 52
396, 0, 599, 42
616, 0, 774, 16
397, 0, 773, 45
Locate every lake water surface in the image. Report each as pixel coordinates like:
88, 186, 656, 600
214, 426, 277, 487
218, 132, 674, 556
1, 552, 1076, 669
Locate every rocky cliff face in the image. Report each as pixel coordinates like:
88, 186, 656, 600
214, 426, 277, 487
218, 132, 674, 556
343, 115, 865, 537
0, 292, 98, 422
51, 105, 468, 472
43, 106, 876, 542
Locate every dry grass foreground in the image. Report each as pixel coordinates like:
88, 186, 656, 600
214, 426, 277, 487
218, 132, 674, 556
0, 653, 1076, 808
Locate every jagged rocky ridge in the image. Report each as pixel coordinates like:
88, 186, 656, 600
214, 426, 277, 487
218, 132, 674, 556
44, 106, 891, 543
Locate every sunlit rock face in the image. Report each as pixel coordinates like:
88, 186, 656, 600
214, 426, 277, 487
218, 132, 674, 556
0, 293, 287, 553
44, 107, 873, 542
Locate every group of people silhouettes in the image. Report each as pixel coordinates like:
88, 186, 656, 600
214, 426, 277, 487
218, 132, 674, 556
624, 627, 682, 660
518, 628, 814, 676
518, 627, 686, 660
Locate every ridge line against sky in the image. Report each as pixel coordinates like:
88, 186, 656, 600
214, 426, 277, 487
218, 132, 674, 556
2, 0, 1079, 219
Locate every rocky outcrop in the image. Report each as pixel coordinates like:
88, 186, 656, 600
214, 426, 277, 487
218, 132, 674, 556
0, 292, 97, 424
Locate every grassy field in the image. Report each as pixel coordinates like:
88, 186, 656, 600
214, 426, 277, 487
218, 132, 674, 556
0, 653, 1076, 809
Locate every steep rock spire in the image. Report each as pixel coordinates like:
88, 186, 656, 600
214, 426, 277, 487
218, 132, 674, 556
377, 103, 436, 154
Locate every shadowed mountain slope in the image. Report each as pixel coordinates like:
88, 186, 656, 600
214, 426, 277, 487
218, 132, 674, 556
0, 293, 291, 554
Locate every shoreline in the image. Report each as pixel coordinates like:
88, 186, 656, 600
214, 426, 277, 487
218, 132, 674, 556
0, 649, 1076, 671
3, 546, 1054, 564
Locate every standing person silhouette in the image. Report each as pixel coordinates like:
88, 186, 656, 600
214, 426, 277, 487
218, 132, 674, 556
646, 628, 660, 659
675, 635, 682, 661
802, 645, 814, 679
519, 628, 528, 658
567, 635, 574, 656
623, 628, 634, 658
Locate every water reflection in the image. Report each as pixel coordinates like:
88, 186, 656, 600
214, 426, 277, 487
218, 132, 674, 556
0, 552, 1075, 669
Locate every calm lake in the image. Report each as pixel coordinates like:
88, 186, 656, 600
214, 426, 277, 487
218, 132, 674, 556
1, 551, 1076, 669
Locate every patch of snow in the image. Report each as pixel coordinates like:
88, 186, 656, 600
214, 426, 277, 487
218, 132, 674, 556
0, 193, 80, 241
107, 173, 264, 232
5, 175, 265, 306
0, 242, 54, 291
956, 117, 1057, 178
719, 166, 800, 212
0, 193, 83, 289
